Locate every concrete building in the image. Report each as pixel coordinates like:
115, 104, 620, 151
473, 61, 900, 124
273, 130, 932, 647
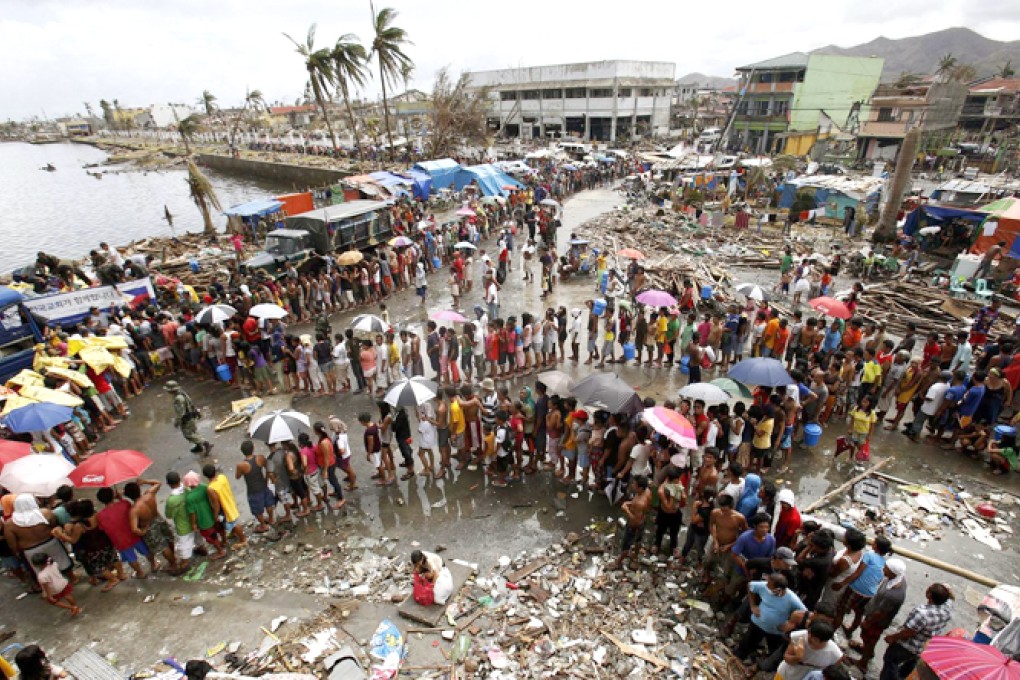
467, 60, 675, 142
729, 53, 884, 155
857, 78, 966, 161
959, 77, 1020, 133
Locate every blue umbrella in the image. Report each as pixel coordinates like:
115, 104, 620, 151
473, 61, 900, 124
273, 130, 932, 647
727, 358, 793, 387
2, 402, 75, 433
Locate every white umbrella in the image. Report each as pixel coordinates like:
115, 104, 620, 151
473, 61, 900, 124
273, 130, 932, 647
0, 454, 75, 496
384, 378, 438, 408
678, 383, 730, 404
248, 410, 311, 444
195, 304, 237, 326
536, 370, 576, 397
539, 198, 560, 207
350, 314, 390, 335
453, 241, 477, 250
248, 303, 288, 320
735, 283, 769, 301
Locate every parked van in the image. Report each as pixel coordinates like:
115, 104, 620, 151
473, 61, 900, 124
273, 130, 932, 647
698, 128, 722, 144
557, 141, 591, 159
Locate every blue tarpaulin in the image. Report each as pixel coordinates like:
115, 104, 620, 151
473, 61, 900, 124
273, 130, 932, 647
223, 199, 284, 218
413, 158, 462, 191
369, 171, 412, 197
404, 168, 432, 200
902, 205, 986, 236
454, 164, 523, 197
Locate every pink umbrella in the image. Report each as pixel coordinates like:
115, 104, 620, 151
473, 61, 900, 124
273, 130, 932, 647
808, 296, 851, 320
642, 407, 697, 448
456, 207, 476, 217
636, 290, 678, 308
921, 636, 1020, 680
0, 440, 32, 472
431, 310, 468, 323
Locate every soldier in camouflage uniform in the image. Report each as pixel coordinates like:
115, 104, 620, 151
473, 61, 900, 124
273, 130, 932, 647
165, 381, 212, 455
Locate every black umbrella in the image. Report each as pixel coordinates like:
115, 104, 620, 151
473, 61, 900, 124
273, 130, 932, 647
570, 373, 643, 414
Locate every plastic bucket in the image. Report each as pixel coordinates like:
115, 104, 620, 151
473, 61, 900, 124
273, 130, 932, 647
216, 363, 232, 382
993, 425, 1016, 442
679, 355, 690, 374
803, 423, 822, 447
432, 256, 442, 269
623, 343, 636, 360
592, 299, 607, 316
700, 284, 713, 300
600, 273, 609, 294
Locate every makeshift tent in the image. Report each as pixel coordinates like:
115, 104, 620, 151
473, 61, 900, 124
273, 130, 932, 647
404, 168, 432, 200
777, 175, 884, 219
369, 171, 413, 198
902, 205, 987, 237
412, 159, 462, 191
973, 197, 1020, 258
224, 199, 285, 240
453, 164, 523, 197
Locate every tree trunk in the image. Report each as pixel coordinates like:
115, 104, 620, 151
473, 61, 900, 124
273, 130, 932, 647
199, 197, 215, 236
230, 102, 249, 149
873, 126, 920, 244
181, 133, 192, 156
379, 55, 395, 162
313, 82, 339, 154
340, 83, 364, 164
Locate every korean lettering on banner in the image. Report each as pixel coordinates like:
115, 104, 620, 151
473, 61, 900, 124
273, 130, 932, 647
23, 278, 155, 324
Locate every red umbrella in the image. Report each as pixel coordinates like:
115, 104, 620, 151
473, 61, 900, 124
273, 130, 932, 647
808, 296, 851, 320
617, 248, 646, 260
921, 636, 1020, 680
0, 440, 32, 472
68, 450, 152, 487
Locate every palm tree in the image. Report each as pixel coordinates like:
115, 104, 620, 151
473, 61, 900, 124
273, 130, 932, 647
230, 89, 266, 148
99, 100, 114, 128
331, 33, 370, 162
198, 90, 217, 117
937, 53, 957, 81
284, 24, 341, 153
186, 160, 222, 236
1001, 60, 1016, 78
369, 2, 413, 161
177, 113, 203, 155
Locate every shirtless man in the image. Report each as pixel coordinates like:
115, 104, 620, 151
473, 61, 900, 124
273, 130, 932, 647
4, 495, 71, 585
125, 480, 180, 574
458, 386, 483, 465
705, 493, 749, 584
545, 400, 564, 475
694, 448, 720, 499
410, 332, 424, 377
434, 390, 452, 477
614, 421, 638, 480
614, 475, 652, 569
707, 315, 724, 363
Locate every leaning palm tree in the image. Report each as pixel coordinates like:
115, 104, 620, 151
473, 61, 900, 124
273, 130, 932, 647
284, 24, 341, 153
198, 90, 217, 117
937, 53, 957, 81
186, 160, 222, 237
369, 2, 413, 161
177, 113, 203, 156
230, 88, 266, 148
331, 33, 370, 162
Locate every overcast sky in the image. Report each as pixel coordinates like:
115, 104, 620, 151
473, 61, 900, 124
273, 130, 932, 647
3, 0, 1019, 120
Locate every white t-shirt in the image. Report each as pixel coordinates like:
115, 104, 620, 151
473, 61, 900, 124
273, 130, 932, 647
335, 432, 351, 460
486, 281, 499, 304
921, 382, 949, 416
720, 480, 744, 503
332, 341, 349, 366
775, 630, 843, 680
629, 442, 653, 477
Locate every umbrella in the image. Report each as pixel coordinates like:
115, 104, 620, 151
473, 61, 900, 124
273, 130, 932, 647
808, 296, 851, 320
539, 198, 560, 207
678, 383, 730, 404
453, 241, 477, 250
2, 402, 74, 433
569, 239, 590, 246
337, 251, 364, 266
389, 236, 415, 247
635, 290, 677, 308
456, 207, 476, 216
68, 449, 152, 487
735, 283, 770, 302
249, 410, 311, 444
384, 378, 439, 408
536, 370, 576, 397
562, 163, 578, 171
349, 314, 390, 335
642, 407, 697, 448
502, 184, 518, 191
431, 310, 467, 323
571, 374, 643, 414
618, 248, 645, 260
710, 378, 753, 399
0, 440, 32, 471
248, 303, 289, 320
921, 636, 1020, 680
919, 226, 942, 235
728, 358, 793, 387
195, 304, 237, 326
0, 454, 75, 496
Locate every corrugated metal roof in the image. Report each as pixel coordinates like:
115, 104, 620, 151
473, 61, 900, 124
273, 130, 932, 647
737, 52, 809, 71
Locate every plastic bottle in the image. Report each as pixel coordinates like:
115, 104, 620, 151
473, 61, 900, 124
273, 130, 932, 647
452, 634, 472, 663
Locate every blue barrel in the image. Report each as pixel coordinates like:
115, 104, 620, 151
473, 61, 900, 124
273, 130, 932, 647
189, 258, 200, 273
803, 423, 822, 447
700, 284, 713, 300
216, 363, 232, 382
993, 425, 1016, 442
623, 343, 636, 360
592, 299, 607, 316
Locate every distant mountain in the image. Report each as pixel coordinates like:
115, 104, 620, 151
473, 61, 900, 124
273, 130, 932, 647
813, 27, 1020, 80
677, 72, 737, 89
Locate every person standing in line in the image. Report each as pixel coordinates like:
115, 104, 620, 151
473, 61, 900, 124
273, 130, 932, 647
878, 583, 954, 680
235, 439, 276, 533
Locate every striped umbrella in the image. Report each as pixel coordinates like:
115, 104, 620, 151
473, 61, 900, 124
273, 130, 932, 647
389, 236, 415, 247
349, 314, 390, 335
735, 283, 770, 301
921, 636, 1020, 680
384, 378, 439, 408
249, 410, 311, 444
642, 407, 697, 449
195, 304, 237, 326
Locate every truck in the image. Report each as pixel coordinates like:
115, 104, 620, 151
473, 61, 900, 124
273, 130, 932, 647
0, 288, 45, 384
242, 200, 393, 276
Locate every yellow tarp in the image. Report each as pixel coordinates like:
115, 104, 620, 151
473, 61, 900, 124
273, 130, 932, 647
78, 346, 115, 372
7, 370, 44, 388
19, 385, 83, 408
39, 366, 93, 388
2, 394, 37, 415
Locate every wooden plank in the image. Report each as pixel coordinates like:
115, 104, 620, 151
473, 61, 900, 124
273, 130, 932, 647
506, 557, 549, 583
600, 630, 670, 670
397, 561, 474, 627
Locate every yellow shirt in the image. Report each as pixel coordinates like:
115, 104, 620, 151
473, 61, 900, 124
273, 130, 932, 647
862, 360, 882, 385
849, 409, 877, 435
449, 400, 466, 435
655, 316, 669, 343
0, 655, 14, 679
753, 418, 775, 449
208, 474, 240, 523
763, 318, 780, 350
483, 432, 496, 460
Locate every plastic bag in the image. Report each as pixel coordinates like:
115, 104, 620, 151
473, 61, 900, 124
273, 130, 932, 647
855, 440, 871, 461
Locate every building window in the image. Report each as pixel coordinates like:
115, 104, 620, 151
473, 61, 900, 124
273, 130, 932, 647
877, 107, 894, 122
759, 72, 774, 83
500, 91, 517, 101
589, 88, 613, 98
565, 87, 586, 99
618, 88, 632, 97
773, 100, 788, 115
542, 89, 562, 99
639, 88, 655, 97
737, 101, 748, 115
521, 90, 540, 100
755, 99, 769, 116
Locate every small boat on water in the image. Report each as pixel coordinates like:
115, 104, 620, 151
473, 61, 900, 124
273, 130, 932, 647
41, 163, 56, 172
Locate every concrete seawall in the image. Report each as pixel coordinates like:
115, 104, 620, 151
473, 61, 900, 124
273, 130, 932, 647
196, 154, 350, 188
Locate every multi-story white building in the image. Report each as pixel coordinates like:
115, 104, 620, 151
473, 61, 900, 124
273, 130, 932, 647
467, 60, 675, 142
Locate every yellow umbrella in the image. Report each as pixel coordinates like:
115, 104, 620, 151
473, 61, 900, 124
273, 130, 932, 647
39, 366, 93, 388
7, 370, 44, 388
78, 346, 115, 372
2, 394, 38, 415
337, 251, 364, 266
19, 385, 83, 408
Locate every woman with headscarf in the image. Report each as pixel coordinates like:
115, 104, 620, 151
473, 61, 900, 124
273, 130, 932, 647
5, 495, 72, 580
848, 558, 907, 672
773, 489, 802, 549
736, 473, 761, 522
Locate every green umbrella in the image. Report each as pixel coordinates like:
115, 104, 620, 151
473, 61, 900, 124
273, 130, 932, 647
710, 377, 753, 399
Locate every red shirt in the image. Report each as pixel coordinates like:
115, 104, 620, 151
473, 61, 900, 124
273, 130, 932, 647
85, 367, 111, 394
921, 341, 941, 369
97, 500, 137, 550
242, 317, 260, 343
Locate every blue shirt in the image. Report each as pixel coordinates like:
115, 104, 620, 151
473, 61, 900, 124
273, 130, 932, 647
943, 384, 966, 407
958, 384, 986, 417
732, 529, 776, 562
822, 328, 841, 352
850, 550, 886, 597
749, 580, 806, 635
